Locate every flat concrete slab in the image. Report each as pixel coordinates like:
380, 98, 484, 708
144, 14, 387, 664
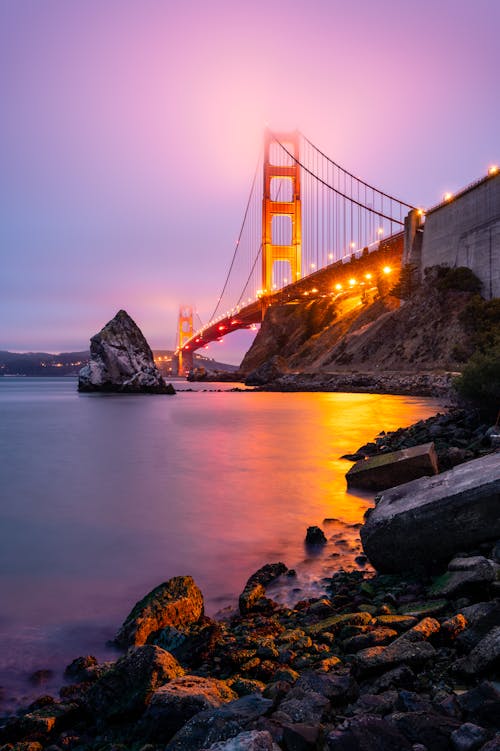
360, 452, 500, 572
346, 442, 438, 492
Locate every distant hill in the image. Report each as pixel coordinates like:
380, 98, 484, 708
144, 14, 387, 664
0, 350, 238, 377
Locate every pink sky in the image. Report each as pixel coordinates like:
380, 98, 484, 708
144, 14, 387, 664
1, 0, 499, 363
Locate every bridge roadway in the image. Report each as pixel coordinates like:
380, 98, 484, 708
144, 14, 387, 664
179, 232, 404, 356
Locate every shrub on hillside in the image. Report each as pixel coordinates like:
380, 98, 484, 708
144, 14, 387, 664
454, 346, 500, 419
435, 266, 483, 294
459, 295, 500, 351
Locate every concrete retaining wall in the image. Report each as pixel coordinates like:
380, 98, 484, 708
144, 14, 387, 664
420, 173, 500, 299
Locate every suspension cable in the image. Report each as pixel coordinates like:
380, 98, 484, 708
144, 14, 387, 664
236, 244, 262, 307
271, 134, 413, 223
208, 154, 261, 322
300, 132, 415, 209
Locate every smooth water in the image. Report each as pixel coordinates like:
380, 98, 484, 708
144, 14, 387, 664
0, 378, 443, 710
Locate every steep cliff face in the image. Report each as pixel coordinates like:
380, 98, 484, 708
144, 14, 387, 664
241, 284, 476, 376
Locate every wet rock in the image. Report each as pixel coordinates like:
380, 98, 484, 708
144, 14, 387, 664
29, 670, 54, 686
282, 722, 320, 751
140, 676, 237, 741
85, 645, 184, 722
360, 453, 500, 573
453, 626, 500, 675
346, 442, 439, 492
63, 656, 99, 683
354, 640, 436, 676
325, 715, 414, 750
239, 563, 287, 616
343, 627, 398, 653
305, 526, 327, 545
391, 712, 462, 751
115, 575, 204, 648
78, 309, 174, 393
456, 682, 500, 730
276, 689, 329, 724
165, 694, 273, 751
200, 730, 281, 750
429, 558, 496, 599
245, 356, 289, 387
449, 723, 487, 751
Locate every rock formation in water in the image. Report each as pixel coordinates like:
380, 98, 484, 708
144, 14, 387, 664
78, 310, 175, 394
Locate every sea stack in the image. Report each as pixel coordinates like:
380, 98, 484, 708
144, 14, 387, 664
78, 310, 175, 394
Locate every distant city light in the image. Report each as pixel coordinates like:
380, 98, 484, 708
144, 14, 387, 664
443, 192, 453, 202
365, 273, 372, 280
328, 253, 334, 260
383, 266, 392, 274
488, 165, 499, 176
377, 228, 384, 235
349, 278, 356, 286
334, 283, 342, 290
310, 263, 316, 269
350, 242, 356, 249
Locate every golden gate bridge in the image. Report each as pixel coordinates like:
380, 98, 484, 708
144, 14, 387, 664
174, 130, 418, 375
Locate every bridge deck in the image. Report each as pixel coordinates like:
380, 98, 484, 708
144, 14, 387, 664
178, 233, 403, 356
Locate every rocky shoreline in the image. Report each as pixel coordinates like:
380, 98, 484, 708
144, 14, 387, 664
247, 368, 458, 399
1, 412, 499, 751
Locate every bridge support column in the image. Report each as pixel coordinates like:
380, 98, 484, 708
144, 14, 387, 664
402, 209, 424, 297
262, 130, 302, 316
175, 305, 194, 376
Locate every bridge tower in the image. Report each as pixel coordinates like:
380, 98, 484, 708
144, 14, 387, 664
262, 130, 302, 308
175, 305, 194, 376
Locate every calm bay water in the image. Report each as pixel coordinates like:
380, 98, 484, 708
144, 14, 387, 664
0, 378, 443, 710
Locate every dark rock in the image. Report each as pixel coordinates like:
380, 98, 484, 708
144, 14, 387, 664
63, 656, 99, 683
453, 626, 500, 675
245, 356, 289, 387
29, 670, 54, 686
449, 723, 487, 751
294, 672, 359, 704
456, 682, 500, 730
165, 694, 273, 751
85, 645, 184, 722
360, 453, 500, 573
367, 665, 415, 693
200, 730, 281, 750
391, 711, 462, 751
276, 689, 329, 724
239, 563, 287, 616
115, 575, 204, 648
325, 715, 414, 750
78, 309, 174, 394
282, 722, 320, 751
305, 526, 327, 546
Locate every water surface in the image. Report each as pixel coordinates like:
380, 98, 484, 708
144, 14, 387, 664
0, 378, 443, 710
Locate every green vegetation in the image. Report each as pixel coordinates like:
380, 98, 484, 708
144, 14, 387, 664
459, 295, 500, 351
435, 266, 483, 294
454, 345, 500, 419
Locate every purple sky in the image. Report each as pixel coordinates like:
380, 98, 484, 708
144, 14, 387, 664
1, 0, 499, 364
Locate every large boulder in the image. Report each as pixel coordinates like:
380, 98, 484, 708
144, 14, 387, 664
244, 356, 289, 387
115, 576, 204, 648
360, 452, 500, 572
84, 645, 184, 722
78, 309, 174, 393
141, 676, 237, 740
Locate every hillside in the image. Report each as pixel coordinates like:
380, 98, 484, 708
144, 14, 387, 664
0, 350, 238, 377
241, 272, 483, 377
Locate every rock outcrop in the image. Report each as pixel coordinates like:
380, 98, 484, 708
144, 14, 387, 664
78, 310, 175, 393
115, 575, 204, 648
360, 452, 500, 573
